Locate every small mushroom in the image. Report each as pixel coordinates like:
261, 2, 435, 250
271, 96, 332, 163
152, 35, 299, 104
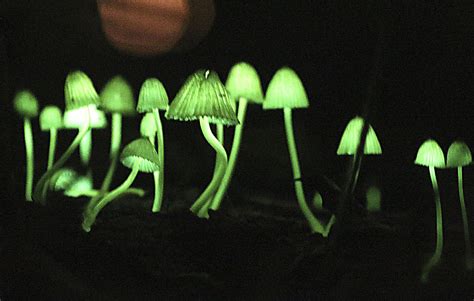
39, 105, 63, 170
13, 90, 39, 202
82, 138, 160, 232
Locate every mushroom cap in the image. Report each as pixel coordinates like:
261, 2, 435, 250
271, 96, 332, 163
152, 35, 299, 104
120, 138, 160, 173
225, 62, 264, 104
263, 67, 309, 110
39, 105, 63, 131
13, 90, 39, 118
99, 75, 136, 115
137, 78, 169, 112
336, 116, 382, 155
140, 112, 157, 138
63, 104, 108, 129
415, 139, 445, 168
165, 70, 239, 125
447, 140, 472, 168
64, 71, 99, 111
49, 167, 79, 191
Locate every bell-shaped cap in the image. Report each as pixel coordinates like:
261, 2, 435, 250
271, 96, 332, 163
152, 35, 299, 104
137, 78, 169, 112
49, 167, 79, 191
140, 112, 157, 138
263, 67, 309, 110
120, 138, 160, 173
63, 104, 107, 129
415, 139, 445, 168
165, 70, 239, 126
64, 70, 99, 111
39, 105, 63, 131
13, 90, 39, 118
225, 62, 264, 104
100, 75, 136, 115
447, 140, 472, 168
336, 116, 382, 155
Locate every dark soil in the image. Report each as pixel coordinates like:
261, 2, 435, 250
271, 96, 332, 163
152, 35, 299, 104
1, 189, 474, 300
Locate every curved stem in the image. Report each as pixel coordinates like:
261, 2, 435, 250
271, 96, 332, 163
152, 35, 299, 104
190, 117, 228, 218
82, 162, 139, 232
99, 113, 122, 194
80, 129, 92, 166
47, 128, 58, 170
457, 167, 472, 270
283, 108, 325, 235
33, 108, 90, 204
217, 124, 224, 145
24, 118, 34, 202
421, 166, 443, 282
152, 109, 165, 213
210, 98, 248, 210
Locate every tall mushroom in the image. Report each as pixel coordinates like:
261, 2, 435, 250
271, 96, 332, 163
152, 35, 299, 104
137, 78, 169, 212
33, 70, 99, 204
39, 105, 63, 170
13, 90, 39, 202
446, 140, 473, 270
209, 62, 264, 210
415, 139, 446, 282
262, 67, 327, 236
165, 70, 238, 218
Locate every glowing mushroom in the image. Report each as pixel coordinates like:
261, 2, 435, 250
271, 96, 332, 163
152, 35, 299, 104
39, 105, 62, 170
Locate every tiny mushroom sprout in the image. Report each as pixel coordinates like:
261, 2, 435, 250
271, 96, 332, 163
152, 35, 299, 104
447, 140, 473, 270
209, 62, 265, 210
262, 67, 328, 236
82, 138, 160, 232
13, 90, 39, 201
336, 116, 382, 194
415, 139, 446, 282
33, 70, 99, 204
137, 78, 169, 212
96, 75, 136, 197
39, 105, 63, 170
165, 70, 238, 218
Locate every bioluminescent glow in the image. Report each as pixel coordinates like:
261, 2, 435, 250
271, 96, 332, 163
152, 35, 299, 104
366, 185, 382, 212
39, 105, 62, 170
336, 116, 382, 156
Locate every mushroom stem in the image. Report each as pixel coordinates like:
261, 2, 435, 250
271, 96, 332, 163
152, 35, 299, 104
33, 108, 91, 204
457, 167, 473, 270
82, 161, 140, 232
99, 112, 122, 194
349, 153, 363, 196
79, 129, 92, 166
152, 108, 165, 212
147, 135, 161, 213
283, 108, 325, 235
190, 117, 228, 218
47, 128, 58, 170
210, 98, 248, 210
421, 166, 444, 282
24, 118, 34, 202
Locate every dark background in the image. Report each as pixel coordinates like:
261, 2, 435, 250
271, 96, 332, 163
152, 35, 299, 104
1, 0, 473, 213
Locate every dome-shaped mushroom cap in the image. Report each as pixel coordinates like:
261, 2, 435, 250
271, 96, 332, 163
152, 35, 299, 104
64, 71, 99, 111
165, 70, 239, 126
63, 104, 108, 129
140, 112, 157, 138
336, 116, 382, 155
415, 139, 445, 168
100, 75, 136, 115
39, 105, 63, 131
137, 78, 169, 112
225, 62, 264, 104
447, 140, 472, 168
263, 67, 309, 110
120, 138, 160, 173
13, 90, 39, 118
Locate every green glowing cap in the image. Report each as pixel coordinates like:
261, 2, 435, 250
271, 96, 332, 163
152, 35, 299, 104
446, 140, 472, 168
13, 90, 39, 118
165, 70, 239, 125
225, 62, 264, 104
137, 78, 169, 112
39, 105, 63, 131
100, 75, 136, 115
64, 71, 99, 111
49, 167, 78, 191
415, 139, 445, 168
336, 116, 382, 155
120, 138, 160, 173
63, 104, 107, 129
263, 67, 309, 110
140, 112, 157, 138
